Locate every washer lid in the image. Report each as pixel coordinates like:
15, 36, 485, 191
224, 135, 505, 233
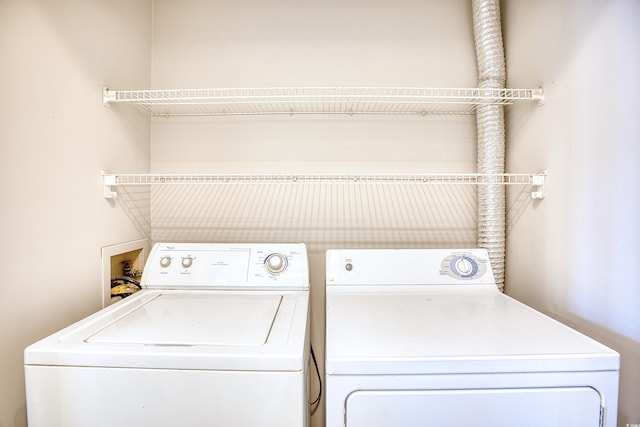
87, 293, 281, 346
325, 287, 619, 375
25, 289, 309, 371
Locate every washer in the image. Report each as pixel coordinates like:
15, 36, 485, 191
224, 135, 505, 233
25, 243, 310, 427
325, 249, 619, 427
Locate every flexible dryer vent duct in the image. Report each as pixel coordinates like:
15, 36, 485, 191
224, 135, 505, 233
472, 0, 507, 290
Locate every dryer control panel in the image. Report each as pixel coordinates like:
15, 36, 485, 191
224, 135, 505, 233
326, 248, 495, 286
142, 243, 309, 290
439, 252, 488, 280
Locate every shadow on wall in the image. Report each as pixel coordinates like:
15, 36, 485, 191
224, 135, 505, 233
115, 182, 480, 251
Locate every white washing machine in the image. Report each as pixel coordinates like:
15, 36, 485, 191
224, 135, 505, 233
325, 249, 620, 427
25, 243, 310, 427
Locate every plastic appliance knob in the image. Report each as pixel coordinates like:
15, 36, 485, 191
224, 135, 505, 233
265, 253, 287, 274
160, 256, 171, 268
181, 257, 193, 268
455, 257, 473, 275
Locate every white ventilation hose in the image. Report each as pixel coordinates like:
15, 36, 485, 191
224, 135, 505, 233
472, 0, 506, 290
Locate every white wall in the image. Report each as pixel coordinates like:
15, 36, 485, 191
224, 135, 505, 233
5, 1, 634, 426
503, 0, 640, 425
150, 1, 478, 426
0, 1, 151, 426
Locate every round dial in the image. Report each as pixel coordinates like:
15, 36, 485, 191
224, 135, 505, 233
440, 252, 487, 280
450, 255, 479, 279
454, 257, 474, 275
181, 257, 193, 268
265, 253, 288, 274
160, 256, 171, 268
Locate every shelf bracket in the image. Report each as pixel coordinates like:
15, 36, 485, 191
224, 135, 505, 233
532, 87, 545, 106
530, 171, 546, 200
102, 87, 116, 107
103, 172, 117, 199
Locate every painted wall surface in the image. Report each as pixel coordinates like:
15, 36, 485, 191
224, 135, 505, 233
3, 1, 636, 427
0, 1, 151, 426
150, 2, 477, 425
503, 0, 640, 425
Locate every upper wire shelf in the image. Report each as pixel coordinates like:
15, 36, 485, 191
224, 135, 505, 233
102, 86, 544, 117
103, 172, 546, 199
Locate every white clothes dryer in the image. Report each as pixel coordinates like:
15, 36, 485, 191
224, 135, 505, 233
25, 243, 310, 427
325, 249, 619, 427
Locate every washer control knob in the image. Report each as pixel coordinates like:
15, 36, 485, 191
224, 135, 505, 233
181, 257, 193, 268
160, 256, 171, 268
265, 253, 287, 274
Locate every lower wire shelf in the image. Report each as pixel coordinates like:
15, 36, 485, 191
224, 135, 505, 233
104, 172, 545, 199
104, 171, 545, 250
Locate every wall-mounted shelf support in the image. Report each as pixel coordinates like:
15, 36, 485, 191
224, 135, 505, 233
103, 172, 118, 198
102, 86, 116, 107
102, 172, 546, 200
530, 172, 547, 200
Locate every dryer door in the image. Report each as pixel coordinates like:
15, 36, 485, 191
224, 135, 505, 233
345, 387, 602, 427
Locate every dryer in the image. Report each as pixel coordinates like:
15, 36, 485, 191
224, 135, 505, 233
325, 249, 619, 427
25, 243, 310, 427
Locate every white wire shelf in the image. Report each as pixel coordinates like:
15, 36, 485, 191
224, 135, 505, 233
102, 86, 544, 117
103, 172, 546, 199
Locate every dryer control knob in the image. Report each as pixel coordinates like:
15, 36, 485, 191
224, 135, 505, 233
160, 256, 171, 268
181, 257, 193, 268
265, 253, 287, 274
455, 257, 473, 275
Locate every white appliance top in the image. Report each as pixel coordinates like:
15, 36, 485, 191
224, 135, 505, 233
25, 243, 310, 371
325, 249, 619, 376
88, 293, 282, 346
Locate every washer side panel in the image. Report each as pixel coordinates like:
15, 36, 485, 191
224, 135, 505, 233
25, 366, 307, 427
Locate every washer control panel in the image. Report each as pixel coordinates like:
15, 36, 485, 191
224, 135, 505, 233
326, 248, 495, 286
142, 243, 309, 290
